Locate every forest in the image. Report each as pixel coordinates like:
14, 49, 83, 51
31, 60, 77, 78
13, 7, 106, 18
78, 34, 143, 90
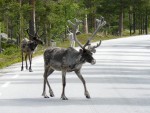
0, 0, 150, 68
0, 0, 150, 46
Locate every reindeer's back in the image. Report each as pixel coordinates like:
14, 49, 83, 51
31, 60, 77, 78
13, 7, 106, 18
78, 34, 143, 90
44, 47, 67, 67
44, 47, 80, 70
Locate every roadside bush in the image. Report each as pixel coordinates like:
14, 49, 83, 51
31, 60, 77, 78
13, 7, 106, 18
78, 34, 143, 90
108, 26, 119, 35
0, 45, 21, 68
3, 46, 20, 55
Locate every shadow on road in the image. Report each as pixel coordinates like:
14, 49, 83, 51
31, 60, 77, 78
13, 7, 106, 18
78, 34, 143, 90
0, 97, 150, 107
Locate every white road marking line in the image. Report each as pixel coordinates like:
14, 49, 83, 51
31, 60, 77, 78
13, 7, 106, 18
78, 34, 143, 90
1, 82, 11, 88
0, 74, 18, 88
12, 74, 19, 78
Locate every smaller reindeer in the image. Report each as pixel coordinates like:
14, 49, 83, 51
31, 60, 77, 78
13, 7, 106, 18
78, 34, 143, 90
67, 26, 75, 48
21, 29, 43, 72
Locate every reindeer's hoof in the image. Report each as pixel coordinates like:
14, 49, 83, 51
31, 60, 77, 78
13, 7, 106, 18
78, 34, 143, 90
50, 93, 54, 97
29, 69, 33, 72
21, 67, 23, 71
85, 92, 90, 99
42, 93, 49, 98
44, 96, 49, 98
86, 95, 91, 99
61, 97, 68, 100
61, 95, 68, 100
49, 91, 54, 97
43, 94, 49, 98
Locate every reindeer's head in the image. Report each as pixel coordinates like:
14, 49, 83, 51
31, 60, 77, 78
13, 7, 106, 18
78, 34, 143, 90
68, 17, 106, 65
26, 29, 43, 45
80, 49, 96, 65
32, 36, 43, 45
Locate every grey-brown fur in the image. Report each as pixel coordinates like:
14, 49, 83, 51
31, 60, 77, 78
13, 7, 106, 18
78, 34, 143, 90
42, 18, 106, 100
42, 47, 95, 100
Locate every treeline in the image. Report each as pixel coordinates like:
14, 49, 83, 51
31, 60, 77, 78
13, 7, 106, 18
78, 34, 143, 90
0, 0, 150, 46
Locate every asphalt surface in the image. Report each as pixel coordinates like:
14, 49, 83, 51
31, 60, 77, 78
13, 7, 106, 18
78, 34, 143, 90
0, 35, 150, 113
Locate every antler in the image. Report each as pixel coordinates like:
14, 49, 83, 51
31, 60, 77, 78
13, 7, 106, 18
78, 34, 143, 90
26, 28, 35, 38
83, 17, 106, 48
67, 19, 83, 48
87, 40, 101, 53
26, 28, 44, 39
67, 17, 106, 49
93, 40, 101, 48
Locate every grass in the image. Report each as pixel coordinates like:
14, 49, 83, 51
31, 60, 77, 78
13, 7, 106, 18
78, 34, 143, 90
0, 34, 120, 69
0, 45, 44, 69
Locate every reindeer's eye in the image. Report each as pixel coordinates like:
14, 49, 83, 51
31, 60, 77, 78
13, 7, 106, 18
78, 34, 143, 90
87, 50, 92, 55
88, 52, 92, 56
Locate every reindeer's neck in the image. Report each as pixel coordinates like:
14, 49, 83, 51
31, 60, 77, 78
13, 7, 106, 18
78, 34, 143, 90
29, 42, 38, 51
67, 53, 86, 70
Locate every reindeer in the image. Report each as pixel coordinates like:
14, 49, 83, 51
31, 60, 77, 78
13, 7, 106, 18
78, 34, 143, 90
66, 26, 75, 48
67, 23, 82, 48
21, 29, 43, 72
42, 18, 106, 100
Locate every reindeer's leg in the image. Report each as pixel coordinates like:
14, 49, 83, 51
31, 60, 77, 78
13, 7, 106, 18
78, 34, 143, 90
75, 70, 90, 99
29, 54, 33, 72
42, 67, 54, 98
61, 70, 68, 100
25, 54, 28, 70
21, 51, 24, 71
47, 68, 55, 97
42, 67, 49, 98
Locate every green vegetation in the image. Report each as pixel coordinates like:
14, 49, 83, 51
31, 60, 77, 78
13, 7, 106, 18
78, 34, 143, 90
0, 0, 150, 69
0, 34, 117, 69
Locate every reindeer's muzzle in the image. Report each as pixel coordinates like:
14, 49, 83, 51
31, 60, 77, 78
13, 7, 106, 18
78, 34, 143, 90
91, 59, 96, 65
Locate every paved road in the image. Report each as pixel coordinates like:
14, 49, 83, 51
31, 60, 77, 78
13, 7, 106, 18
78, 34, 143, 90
0, 35, 150, 113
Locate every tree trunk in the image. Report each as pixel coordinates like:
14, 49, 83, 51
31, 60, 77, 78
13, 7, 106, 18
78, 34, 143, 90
142, 16, 145, 34
0, 22, 2, 53
118, 0, 123, 37
19, 0, 23, 45
139, 14, 142, 34
44, 23, 48, 46
83, 14, 88, 34
129, 11, 132, 36
29, 0, 36, 40
133, 12, 136, 34
145, 8, 148, 34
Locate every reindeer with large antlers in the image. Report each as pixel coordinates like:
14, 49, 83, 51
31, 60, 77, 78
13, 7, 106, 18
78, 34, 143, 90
42, 18, 106, 100
21, 29, 43, 72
